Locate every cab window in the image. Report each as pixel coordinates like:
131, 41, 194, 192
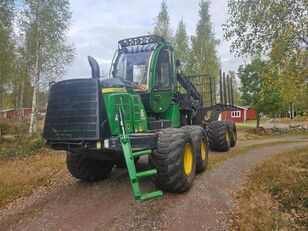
154, 49, 173, 91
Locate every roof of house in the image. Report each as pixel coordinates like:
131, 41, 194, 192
0, 108, 14, 113
234, 105, 248, 110
0, 108, 32, 113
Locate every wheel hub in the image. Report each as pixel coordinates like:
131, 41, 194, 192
183, 143, 193, 176
226, 130, 229, 142
201, 138, 206, 160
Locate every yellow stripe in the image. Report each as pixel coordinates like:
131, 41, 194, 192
102, 88, 127, 93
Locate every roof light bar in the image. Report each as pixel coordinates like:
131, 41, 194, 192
118, 35, 165, 49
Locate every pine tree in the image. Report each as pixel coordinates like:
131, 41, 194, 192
153, 0, 172, 42
174, 18, 190, 73
190, 0, 220, 77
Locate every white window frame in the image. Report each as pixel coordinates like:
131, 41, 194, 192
231, 111, 241, 118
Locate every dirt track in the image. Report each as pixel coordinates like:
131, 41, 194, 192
1, 137, 308, 231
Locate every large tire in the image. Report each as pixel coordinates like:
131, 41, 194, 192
183, 125, 209, 173
149, 128, 196, 192
208, 121, 231, 152
66, 151, 114, 182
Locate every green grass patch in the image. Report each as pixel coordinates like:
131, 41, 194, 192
229, 146, 308, 230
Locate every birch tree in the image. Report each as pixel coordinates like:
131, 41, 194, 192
0, 0, 15, 109
224, 0, 308, 114
21, 0, 74, 135
224, 0, 307, 56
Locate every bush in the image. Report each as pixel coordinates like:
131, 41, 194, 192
0, 133, 45, 160
0, 119, 29, 135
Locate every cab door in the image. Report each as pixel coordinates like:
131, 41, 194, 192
150, 48, 175, 113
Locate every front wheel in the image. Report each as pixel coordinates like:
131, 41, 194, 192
149, 128, 196, 192
66, 151, 114, 182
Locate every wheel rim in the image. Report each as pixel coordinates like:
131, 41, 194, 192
201, 137, 206, 161
183, 143, 193, 176
226, 130, 229, 142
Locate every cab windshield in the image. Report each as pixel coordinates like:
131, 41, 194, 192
112, 50, 153, 91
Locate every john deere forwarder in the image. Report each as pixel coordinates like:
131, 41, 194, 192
43, 35, 237, 201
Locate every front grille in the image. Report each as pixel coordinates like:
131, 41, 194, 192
43, 78, 100, 141
113, 94, 132, 121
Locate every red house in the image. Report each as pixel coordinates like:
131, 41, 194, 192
0, 108, 32, 119
219, 106, 257, 123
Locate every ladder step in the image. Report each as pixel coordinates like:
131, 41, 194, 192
136, 169, 157, 179
140, 190, 163, 201
132, 150, 152, 158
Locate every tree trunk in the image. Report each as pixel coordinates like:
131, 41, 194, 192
29, 39, 40, 135
290, 102, 294, 119
256, 113, 260, 130
18, 76, 25, 121
29, 71, 39, 135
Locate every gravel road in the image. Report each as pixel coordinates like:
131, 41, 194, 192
1, 138, 307, 231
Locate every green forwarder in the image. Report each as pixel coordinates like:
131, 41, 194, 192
43, 35, 237, 201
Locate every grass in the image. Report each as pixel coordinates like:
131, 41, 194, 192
229, 146, 308, 230
207, 140, 305, 171
0, 119, 67, 209
0, 151, 65, 209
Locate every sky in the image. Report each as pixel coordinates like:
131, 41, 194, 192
65, 0, 249, 79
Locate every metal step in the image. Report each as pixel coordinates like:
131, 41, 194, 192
132, 150, 152, 158
140, 191, 163, 201
119, 134, 163, 201
136, 169, 157, 180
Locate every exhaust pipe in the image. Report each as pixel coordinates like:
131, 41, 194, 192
87, 56, 100, 78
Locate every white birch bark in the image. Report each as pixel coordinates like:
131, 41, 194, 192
29, 38, 40, 135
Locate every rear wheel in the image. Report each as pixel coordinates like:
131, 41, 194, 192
66, 151, 114, 182
183, 125, 209, 173
208, 121, 231, 152
149, 128, 196, 192
227, 121, 237, 147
